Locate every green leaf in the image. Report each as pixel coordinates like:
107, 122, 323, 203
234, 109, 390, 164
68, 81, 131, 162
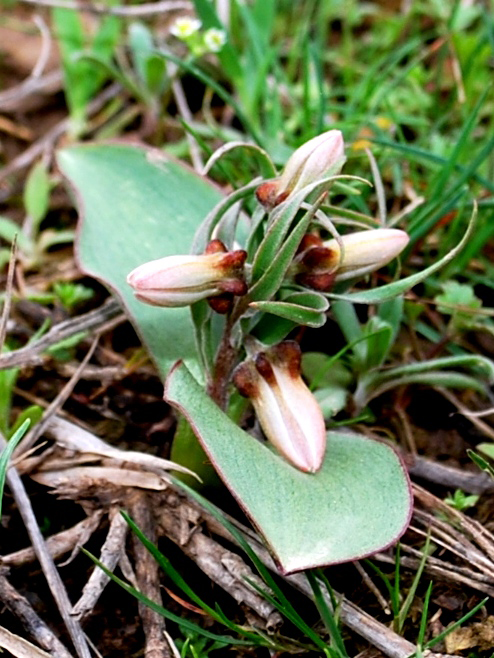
361, 317, 394, 370
0, 216, 32, 252
9, 405, 42, 439
250, 291, 329, 328
435, 280, 483, 330
57, 143, 223, 377
165, 362, 412, 573
0, 419, 30, 519
24, 161, 50, 227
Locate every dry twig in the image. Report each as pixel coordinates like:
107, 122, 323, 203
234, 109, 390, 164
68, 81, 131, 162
129, 492, 171, 658
0, 572, 73, 658
1, 511, 103, 567
17, 0, 192, 15
0, 299, 122, 370
72, 509, 128, 622
2, 438, 92, 658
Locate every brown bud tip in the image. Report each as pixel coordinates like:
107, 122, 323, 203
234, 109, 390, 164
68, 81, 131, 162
232, 362, 258, 398
270, 341, 301, 377
300, 246, 336, 270
273, 190, 290, 206
220, 249, 248, 268
205, 239, 227, 254
254, 352, 276, 385
297, 233, 323, 254
218, 279, 248, 296
295, 271, 336, 292
207, 293, 234, 314
255, 181, 280, 209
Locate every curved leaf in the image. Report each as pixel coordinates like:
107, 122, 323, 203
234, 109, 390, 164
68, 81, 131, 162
328, 203, 477, 305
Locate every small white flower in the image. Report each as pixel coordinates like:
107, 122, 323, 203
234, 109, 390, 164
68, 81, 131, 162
170, 16, 202, 39
203, 28, 227, 53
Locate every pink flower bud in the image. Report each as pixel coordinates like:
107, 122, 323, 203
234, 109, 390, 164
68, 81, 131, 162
294, 228, 409, 290
256, 130, 345, 209
233, 341, 326, 473
322, 228, 409, 282
127, 243, 247, 308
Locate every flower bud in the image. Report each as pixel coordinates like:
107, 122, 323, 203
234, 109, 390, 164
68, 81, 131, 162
294, 228, 409, 290
233, 341, 326, 473
256, 130, 345, 209
127, 241, 247, 308
323, 228, 409, 282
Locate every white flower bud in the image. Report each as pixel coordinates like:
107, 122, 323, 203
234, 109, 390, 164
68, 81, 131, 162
256, 130, 345, 209
233, 341, 326, 473
322, 228, 409, 282
127, 242, 247, 308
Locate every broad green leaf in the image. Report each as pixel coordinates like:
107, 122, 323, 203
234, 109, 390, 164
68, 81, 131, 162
165, 362, 412, 573
57, 143, 223, 376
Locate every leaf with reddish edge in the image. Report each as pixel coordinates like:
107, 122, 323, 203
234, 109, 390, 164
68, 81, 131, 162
165, 361, 413, 573
57, 142, 223, 376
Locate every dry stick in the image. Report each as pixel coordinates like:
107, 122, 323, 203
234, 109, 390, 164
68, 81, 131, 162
410, 519, 494, 578
0, 572, 74, 658
410, 518, 494, 582
0, 336, 100, 656
0, 82, 121, 186
168, 66, 204, 172
128, 492, 171, 658
415, 485, 494, 563
401, 542, 494, 585
435, 386, 494, 441
0, 15, 53, 112
72, 509, 128, 622
354, 561, 391, 615
17, 0, 192, 15
413, 487, 494, 573
0, 70, 63, 112
407, 454, 494, 494
2, 510, 103, 567
157, 498, 283, 628
0, 298, 123, 370
0, 625, 54, 658
373, 552, 494, 598
2, 443, 92, 658
0, 240, 17, 352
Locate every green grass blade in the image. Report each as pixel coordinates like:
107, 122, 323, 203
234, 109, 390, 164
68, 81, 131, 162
417, 581, 433, 651
306, 571, 348, 658
424, 597, 488, 650
396, 534, 430, 633
81, 547, 258, 647
0, 419, 31, 519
